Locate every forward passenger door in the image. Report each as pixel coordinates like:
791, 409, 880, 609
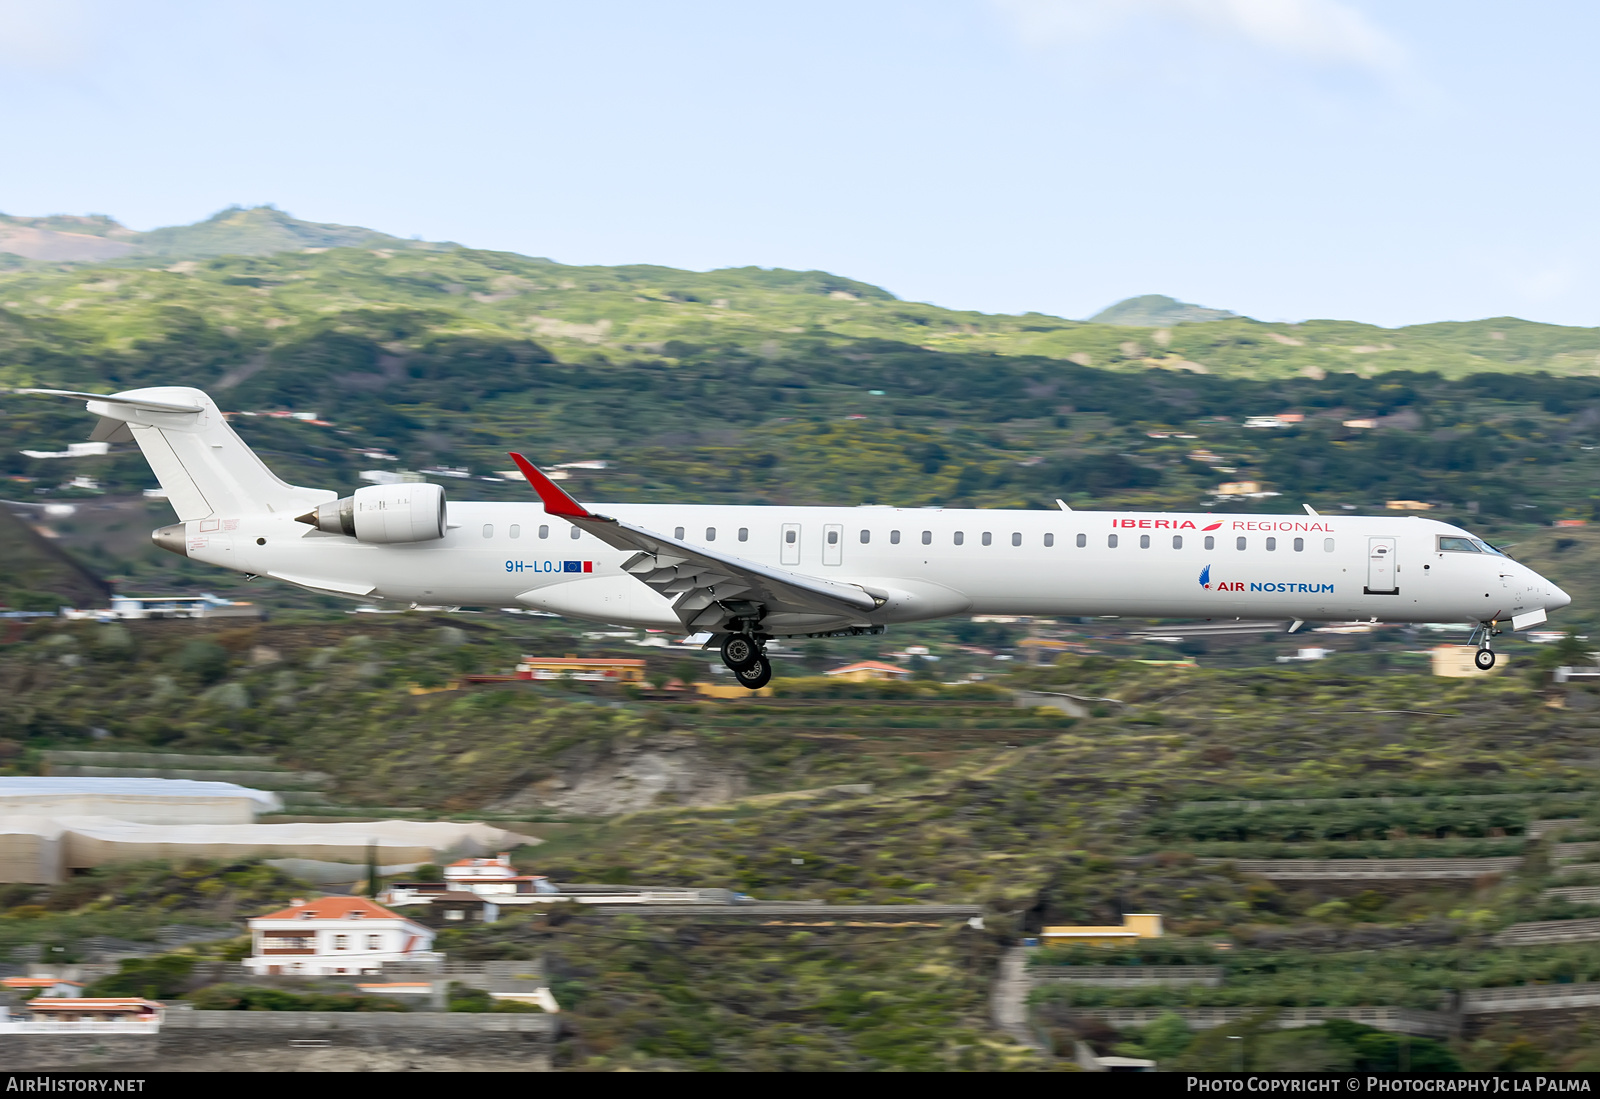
1366, 537, 1398, 594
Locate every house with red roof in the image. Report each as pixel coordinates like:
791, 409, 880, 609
244, 895, 439, 976
823, 660, 912, 682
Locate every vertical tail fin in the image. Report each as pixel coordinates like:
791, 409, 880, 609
77, 386, 335, 521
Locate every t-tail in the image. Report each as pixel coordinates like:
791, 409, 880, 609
9, 386, 335, 547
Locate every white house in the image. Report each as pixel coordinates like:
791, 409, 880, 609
444, 853, 552, 894
244, 895, 439, 976
381, 853, 556, 908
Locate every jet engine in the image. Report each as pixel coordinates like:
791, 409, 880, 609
296, 482, 446, 543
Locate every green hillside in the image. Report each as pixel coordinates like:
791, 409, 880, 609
5, 614, 1600, 1068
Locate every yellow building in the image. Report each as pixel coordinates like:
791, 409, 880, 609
695, 680, 773, 699
1431, 645, 1504, 677
515, 656, 647, 683
1385, 500, 1433, 511
1041, 913, 1163, 945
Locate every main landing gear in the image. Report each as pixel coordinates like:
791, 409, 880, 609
1471, 620, 1502, 671
721, 632, 773, 690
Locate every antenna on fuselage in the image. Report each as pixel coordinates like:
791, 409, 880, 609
1303, 504, 1318, 516
1056, 499, 1072, 512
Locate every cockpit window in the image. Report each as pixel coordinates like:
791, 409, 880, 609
1438, 536, 1480, 553
1473, 538, 1507, 557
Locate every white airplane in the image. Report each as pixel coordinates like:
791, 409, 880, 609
13, 386, 1571, 688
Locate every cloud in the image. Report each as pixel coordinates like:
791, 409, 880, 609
993, 0, 1408, 76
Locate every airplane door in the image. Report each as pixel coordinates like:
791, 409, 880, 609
780, 522, 801, 566
823, 523, 843, 566
1366, 537, 1397, 594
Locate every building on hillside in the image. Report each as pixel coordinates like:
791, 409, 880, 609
1385, 500, 1433, 511
407, 891, 500, 928
696, 680, 773, 699
244, 895, 438, 976
1431, 645, 1505, 677
1040, 913, 1163, 945
823, 660, 911, 682
381, 853, 554, 908
60, 593, 259, 622
2, 977, 83, 998
22, 998, 163, 1025
1215, 481, 1262, 496
515, 656, 647, 683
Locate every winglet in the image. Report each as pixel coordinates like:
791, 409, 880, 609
508, 452, 593, 519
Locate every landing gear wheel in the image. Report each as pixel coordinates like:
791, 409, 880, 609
721, 634, 760, 672
1474, 648, 1497, 671
735, 657, 773, 690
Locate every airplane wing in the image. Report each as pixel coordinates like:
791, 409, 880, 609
507, 453, 883, 631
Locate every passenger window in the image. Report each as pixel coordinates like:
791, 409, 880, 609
1324, 538, 1335, 552
509, 524, 520, 539
539, 524, 549, 539
1012, 532, 1021, 546
954, 531, 965, 546
739, 527, 749, 542
1204, 535, 1215, 550
786, 530, 797, 544
570, 527, 580, 540
827, 529, 839, 545
1294, 537, 1304, 552
1139, 534, 1150, 549
1438, 536, 1480, 553
1044, 533, 1055, 547
1172, 535, 1182, 549
1108, 534, 1118, 548
982, 532, 992, 546
860, 530, 870, 544
921, 530, 932, 545
890, 530, 901, 544
1236, 537, 1246, 550
482, 524, 493, 539
675, 526, 685, 540
706, 527, 716, 542
1075, 533, 1086, 548
1266, 537, 1276, 551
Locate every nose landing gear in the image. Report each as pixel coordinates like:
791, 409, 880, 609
1470, 620, 1502, 670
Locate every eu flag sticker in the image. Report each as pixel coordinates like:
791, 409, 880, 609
562, 561, 594, 573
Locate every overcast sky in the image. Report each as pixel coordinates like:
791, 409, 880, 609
1, 1, 1596, 328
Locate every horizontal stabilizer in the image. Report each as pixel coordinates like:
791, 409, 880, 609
8, 388, 202, 414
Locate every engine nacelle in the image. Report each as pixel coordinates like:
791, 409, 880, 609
296, 483, 446, 543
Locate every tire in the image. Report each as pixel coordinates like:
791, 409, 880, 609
736, 658, 773, 689
1474, 648, 1496, 670
721, 634, 759, 672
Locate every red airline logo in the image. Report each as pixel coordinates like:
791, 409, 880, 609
1110, 518, 1333, 532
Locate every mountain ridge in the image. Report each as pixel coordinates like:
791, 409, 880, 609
0, 205, 450, 264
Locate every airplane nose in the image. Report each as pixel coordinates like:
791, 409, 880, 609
1549, 584, 1572, 612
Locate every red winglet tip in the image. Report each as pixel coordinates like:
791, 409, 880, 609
507, 452, 590, 518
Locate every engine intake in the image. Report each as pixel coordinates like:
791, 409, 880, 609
296, 483, 446, 544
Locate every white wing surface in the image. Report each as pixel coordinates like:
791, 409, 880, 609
507, 453, 881, 631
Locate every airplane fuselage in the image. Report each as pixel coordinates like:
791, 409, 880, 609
186, 502, 1568, 633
